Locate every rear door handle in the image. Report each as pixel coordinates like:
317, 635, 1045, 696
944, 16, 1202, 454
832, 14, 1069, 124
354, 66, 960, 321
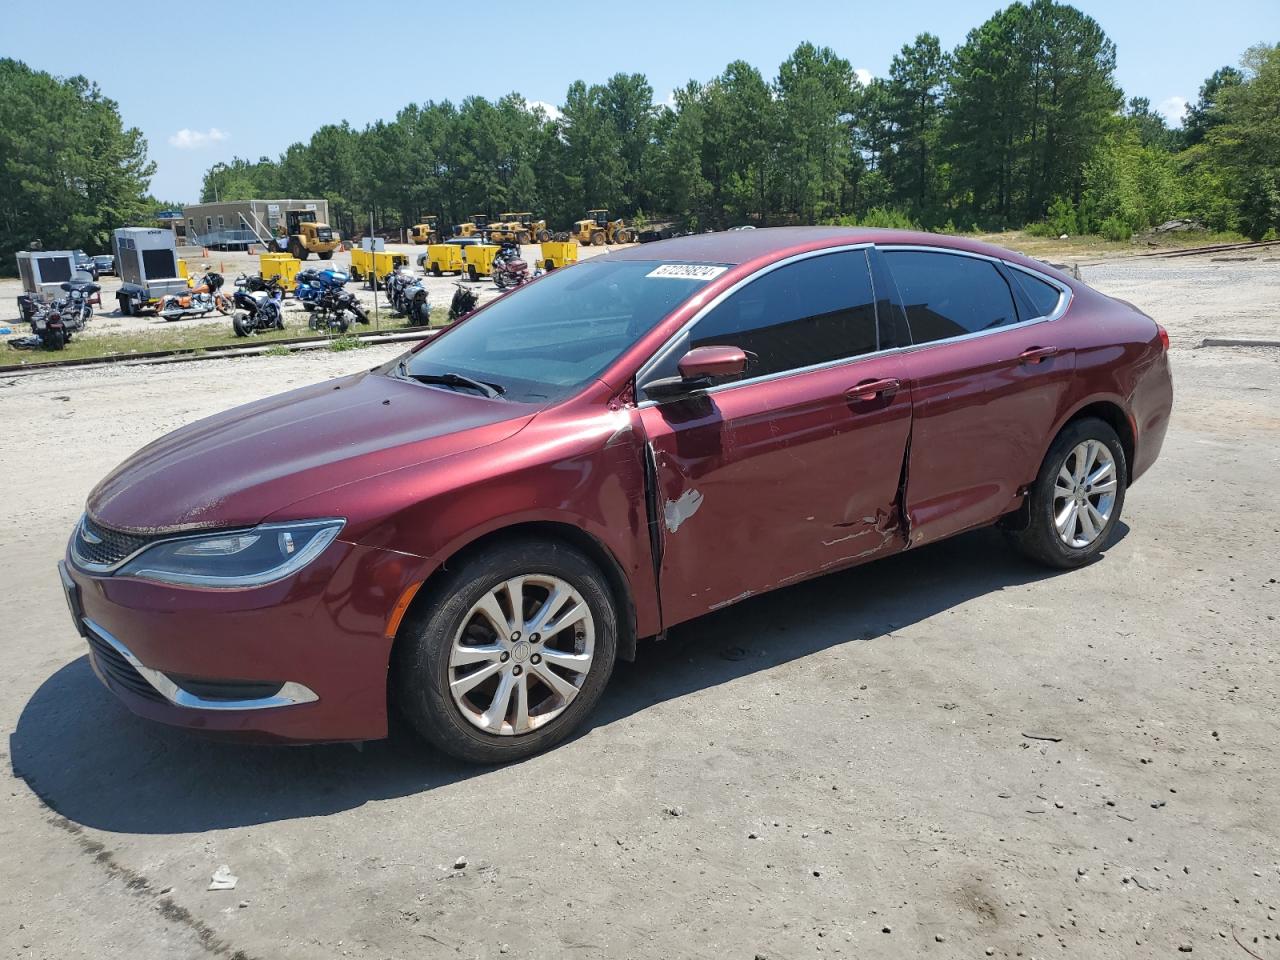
1018, 346, 1059, 364
845, 378, 901, 402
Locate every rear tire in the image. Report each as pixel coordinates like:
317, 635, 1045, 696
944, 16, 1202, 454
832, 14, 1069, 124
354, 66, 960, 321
392, 538, 618, 764
1007, 417, 1127, 569
118, 293, 133, 316
319, 250, 334, 260
590, 231, 605, 246
430, 262, 442, 277
232, 313, 251, 337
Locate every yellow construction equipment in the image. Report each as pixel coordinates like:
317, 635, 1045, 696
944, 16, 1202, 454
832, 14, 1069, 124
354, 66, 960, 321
463, 243, 501, 281
424, 242, 466, 276
281, 210, 341, 261
350, 247, 409, 287
536, 240, 579, 271
490, 212, 552, 244
454, 214, 489, 238
409, 216, 440, 245
259, 253, 303, 292
571, 209, 634, 246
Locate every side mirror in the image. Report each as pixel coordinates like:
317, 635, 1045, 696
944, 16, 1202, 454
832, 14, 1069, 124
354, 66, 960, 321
645, 345, 748, 400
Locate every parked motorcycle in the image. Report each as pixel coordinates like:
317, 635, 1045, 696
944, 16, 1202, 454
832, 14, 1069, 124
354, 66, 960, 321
308, 287, 367, 333
295, 267, 351, 311
383, 268, 430, 325
448, 283, 479, 322
53, 279, 98, 328
159, 270, 230, 320
24, 280, 101, 350
491, 241, 529, 290
231, 275, 285, 336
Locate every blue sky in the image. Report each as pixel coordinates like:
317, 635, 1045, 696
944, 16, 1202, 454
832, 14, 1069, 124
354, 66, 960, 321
4, 0, 1276, 202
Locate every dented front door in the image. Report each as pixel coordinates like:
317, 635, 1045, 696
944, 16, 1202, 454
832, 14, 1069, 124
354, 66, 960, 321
638, 355, 912, 628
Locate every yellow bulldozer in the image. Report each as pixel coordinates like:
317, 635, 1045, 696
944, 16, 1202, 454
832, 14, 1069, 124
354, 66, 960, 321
280, 210, 340, 261
454, 214, 490, 238
409, 216, 440, 245
572, 209, 634, 246
490, 212, 552, 244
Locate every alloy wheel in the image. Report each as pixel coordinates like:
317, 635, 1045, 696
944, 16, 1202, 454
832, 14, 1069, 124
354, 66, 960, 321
448, 575, 595, 736
1053, 439, 1118, 548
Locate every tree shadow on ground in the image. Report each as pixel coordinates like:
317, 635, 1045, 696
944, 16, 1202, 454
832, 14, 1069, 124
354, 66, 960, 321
9, 524, 1126, 835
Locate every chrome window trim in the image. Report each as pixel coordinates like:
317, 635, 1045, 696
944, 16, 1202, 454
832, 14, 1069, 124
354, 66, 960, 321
878, 243, 1073, 333
633, 242, 1075, 408
83, 618, 318, 710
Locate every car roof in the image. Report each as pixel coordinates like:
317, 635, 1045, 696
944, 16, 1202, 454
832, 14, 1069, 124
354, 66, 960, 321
605, 226, 1067, 277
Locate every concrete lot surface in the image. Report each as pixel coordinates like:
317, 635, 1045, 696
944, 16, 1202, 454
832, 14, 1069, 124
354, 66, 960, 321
1, 257, 1277, 959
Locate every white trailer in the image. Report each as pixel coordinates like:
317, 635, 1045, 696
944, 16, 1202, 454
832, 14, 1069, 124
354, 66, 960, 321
113, 227, 190, 315
15, 250, 85, 322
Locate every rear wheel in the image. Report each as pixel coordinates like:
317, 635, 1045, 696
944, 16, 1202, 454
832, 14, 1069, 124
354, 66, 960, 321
41, 326, 66, 350
517, 231, 531, 244
319, 250, 334, 260
393, 538, 618, 763
590, 231, 605, 246
430, 262, 442, 277
467, 265, 478, 282
1007, 417, 1127, 569
537, 229, 551, 243
232, 313, 251, 337
117, 293, 133, 316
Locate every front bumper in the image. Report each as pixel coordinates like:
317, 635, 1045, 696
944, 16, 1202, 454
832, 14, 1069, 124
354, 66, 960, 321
58, 537, 431, 743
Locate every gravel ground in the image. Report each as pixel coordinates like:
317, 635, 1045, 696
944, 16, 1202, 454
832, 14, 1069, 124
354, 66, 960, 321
1, 257, 1278, 960
0, 243, 613, 337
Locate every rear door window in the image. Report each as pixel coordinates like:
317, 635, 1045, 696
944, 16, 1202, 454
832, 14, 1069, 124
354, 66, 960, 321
883, 250, 1019, 344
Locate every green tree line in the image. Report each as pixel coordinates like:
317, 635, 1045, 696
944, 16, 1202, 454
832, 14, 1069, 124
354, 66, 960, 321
200, 2, 1279, 240
0, 58, 164, 273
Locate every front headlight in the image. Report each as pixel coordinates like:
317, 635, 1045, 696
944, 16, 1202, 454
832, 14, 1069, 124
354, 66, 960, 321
117, 519, 344, 588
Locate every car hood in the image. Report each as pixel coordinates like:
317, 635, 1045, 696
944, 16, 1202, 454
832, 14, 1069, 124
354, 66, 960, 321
87, 369, 535, 533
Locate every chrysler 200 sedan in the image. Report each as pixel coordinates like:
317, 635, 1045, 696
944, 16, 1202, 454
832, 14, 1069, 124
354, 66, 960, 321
59, 228, 1173, 763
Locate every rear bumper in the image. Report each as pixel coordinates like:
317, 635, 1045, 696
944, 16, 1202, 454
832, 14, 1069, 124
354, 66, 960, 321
58, 537, 431, 744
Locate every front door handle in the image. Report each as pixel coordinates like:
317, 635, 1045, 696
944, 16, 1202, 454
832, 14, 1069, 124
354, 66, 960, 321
845, 377, 901, 402
1018, 346, 1059, 365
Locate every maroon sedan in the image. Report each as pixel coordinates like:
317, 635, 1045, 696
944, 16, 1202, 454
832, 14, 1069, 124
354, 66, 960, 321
59, 228, 1172, 762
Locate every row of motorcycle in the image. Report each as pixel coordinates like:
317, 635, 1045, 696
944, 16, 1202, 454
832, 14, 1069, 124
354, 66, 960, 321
232, 267, 369, 337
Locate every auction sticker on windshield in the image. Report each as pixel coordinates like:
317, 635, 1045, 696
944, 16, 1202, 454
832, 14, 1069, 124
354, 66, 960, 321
646, 264, 728, 281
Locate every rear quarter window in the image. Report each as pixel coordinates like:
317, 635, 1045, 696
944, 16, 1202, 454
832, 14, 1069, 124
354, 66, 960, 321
1010, 269, 1065, 318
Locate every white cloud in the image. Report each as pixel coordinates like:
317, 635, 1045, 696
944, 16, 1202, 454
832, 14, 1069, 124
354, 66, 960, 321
168, 127, 229, 150
855, 67, 873, 87
526, 100, 562, 121
1156, 95, 1189, 127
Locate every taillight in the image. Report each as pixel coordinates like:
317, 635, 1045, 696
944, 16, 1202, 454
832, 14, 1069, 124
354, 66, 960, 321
1156, 324, 1170, 351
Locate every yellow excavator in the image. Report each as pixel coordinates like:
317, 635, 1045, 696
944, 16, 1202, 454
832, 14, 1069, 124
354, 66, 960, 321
490, 212, 552, 244
280, 210, 340, 261
454, 214, 489, 238
571, 209, 634, 246
409, 216, 439, 245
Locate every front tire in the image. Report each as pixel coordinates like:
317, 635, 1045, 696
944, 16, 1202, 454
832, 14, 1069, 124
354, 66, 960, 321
393, 539, 618, 764
1008, 417, 1127, 569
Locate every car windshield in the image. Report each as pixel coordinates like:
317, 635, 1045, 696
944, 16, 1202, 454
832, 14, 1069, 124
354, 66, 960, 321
398, 259, 725, 402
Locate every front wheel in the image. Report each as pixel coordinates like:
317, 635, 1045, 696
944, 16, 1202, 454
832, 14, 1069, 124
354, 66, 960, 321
1007, 417, 1127, 569
393, 538, 618, 763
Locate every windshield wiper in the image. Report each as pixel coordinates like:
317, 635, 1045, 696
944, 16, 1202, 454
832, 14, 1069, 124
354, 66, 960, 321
408, 370, 505, 399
